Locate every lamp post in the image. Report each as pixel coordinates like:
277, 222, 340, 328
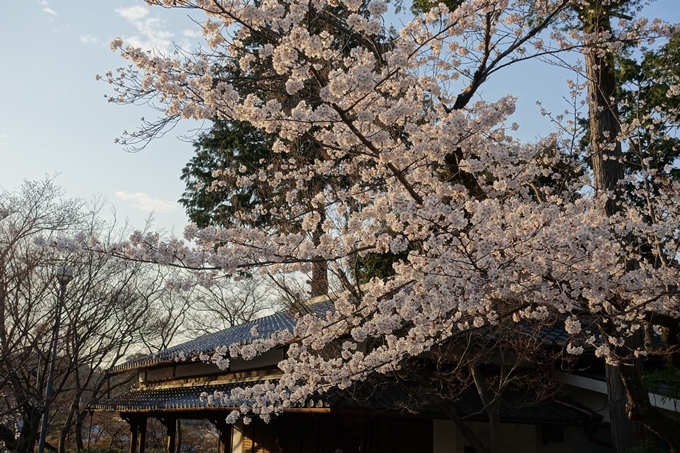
37, 265, 73, 453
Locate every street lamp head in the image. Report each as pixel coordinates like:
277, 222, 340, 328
56, 265, 74, 285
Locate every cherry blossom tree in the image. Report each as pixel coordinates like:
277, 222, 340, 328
566, 2, 680, 449
1, 181, 200, 453
94, 0, 680, 450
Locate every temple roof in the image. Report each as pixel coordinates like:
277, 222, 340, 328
111, 291, 574, 375
110, 299, 334, 373
98, 298, 601, 427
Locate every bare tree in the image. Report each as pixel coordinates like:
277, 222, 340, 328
183, 275, 277, 336
0, 179, 194, 453
0, 179, 82, 453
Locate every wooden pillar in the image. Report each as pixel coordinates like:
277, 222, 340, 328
167, 424, 176, 453
160, 416, 177, 453
138, 417, 147, 453
126, 417, 139, 453
211, 418, 233, 453
176, 419, 182, 453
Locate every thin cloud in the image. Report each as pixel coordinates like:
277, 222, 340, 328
80, 34, 100, 44
115, 191, 177, 213
0, 133, 7, 139
115, 6, 174, 53
42, 7, 57, 15
116, 5, 148, 21
183, 29, 202, 38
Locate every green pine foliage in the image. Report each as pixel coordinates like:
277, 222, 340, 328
179, 119, 275, 229
617, 32, 680, 181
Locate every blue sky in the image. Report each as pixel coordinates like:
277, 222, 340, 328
1, 1, 678, 233
0, 1, 202, 233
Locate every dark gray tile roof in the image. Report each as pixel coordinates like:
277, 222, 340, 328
110, 300, 334, 373
110, 294, 576, 374
91, 382, 247, 412
537, 321, 572, 346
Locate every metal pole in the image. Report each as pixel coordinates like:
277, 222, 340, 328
37, 267, 71, 453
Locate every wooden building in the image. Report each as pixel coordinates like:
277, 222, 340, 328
93, 304, 677, 453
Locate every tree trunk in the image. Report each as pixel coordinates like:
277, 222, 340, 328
398, 371, 490, 453
16, 403, 42, 453
600, 320, 680, 452
74, 410, 87, 451
582, 5, 659, 451
310, 211, 329, 297
661, 322, 680, 368
616, 358, 680, 452
606, 359, 649, 452
586, 50, 624, 217
439, 402, 491, 453
59, 398, 79, 453
471, 364, 500, 453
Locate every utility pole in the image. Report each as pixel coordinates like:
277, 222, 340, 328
37, 265, 73, 453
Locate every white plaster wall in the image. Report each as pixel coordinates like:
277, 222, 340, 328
230, 420, 243, 453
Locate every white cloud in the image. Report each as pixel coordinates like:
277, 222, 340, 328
115, 191, 177, 213
79, 34, 100, 44
115, 6, 174, 53
183, 29, 202, 38
116, 5, 148, 21
42, 7, 57, 16
0, 133, 7, 139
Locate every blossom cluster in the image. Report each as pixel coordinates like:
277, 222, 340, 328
82, 0, 680, 425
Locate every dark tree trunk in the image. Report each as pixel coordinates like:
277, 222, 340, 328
439, 402, 490, 453
581, 5, 665, 451
616, 359, 680, 452
606, 356, 649, 452
74, 410, 87, 451
310, 256, 328, 297
471, 364, 500, 453
400, 370, 491, 453
310, 210, 328, 297
59, 398, 82, 453
586, 48, 624, 217
601, 322, 680, 453
661, 322, 680, 368
16, 403, 42, 453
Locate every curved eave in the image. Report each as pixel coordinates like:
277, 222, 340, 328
108, 298, 337, 375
